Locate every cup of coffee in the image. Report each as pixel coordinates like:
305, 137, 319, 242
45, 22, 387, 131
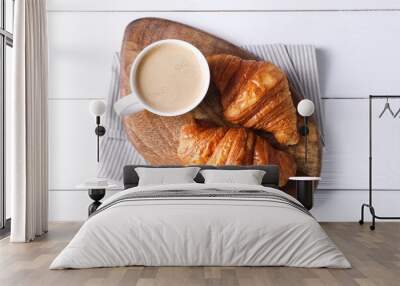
114, 39, 210, 117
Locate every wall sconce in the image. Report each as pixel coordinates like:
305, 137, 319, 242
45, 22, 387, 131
89, 100, 106, 162
297, 99, 315, 165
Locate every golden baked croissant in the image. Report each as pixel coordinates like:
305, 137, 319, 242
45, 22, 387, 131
207, 54, 299, 146
178, 121, 297, 186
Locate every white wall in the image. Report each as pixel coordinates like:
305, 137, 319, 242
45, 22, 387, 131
47, 0, 400, 221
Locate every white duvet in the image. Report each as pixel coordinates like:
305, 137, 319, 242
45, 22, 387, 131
50, 183, 350, 269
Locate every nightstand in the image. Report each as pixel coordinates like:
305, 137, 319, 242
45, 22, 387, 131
76, 182, 123, 216
289, 177, 321, 210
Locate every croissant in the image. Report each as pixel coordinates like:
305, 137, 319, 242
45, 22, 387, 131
207, 54, 299, 146
178, 121, 297, 186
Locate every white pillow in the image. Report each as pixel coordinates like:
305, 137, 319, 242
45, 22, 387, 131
200, 169, 266, 185
135, 167, 200, 186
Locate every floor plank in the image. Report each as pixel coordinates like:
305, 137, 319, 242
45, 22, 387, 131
0, 222, 399, 286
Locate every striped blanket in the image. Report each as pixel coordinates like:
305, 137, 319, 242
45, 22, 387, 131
91, 189, 312, 218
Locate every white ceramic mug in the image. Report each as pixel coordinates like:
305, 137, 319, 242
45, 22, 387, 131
114, 39, 210, 117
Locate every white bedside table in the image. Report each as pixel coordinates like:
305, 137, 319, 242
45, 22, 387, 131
76, 181, 123, 216
289, 177, 321, 210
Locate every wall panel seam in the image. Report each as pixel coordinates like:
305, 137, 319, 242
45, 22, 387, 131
48, 98, 104, 101
48, 98, 370, 101
46, 9, 400, 13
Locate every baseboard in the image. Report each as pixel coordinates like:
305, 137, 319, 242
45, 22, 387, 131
48, 189, 400, 222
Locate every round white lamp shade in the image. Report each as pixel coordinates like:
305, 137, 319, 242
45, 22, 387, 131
89, 100, 106, 116
297, 99, 315, 117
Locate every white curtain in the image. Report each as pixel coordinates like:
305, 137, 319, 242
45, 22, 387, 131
9, 0, 48, 242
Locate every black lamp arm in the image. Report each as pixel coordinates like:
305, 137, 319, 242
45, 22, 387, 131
299, 117, 309, 136
299, 116, 309, 165
95, 116, 106, 162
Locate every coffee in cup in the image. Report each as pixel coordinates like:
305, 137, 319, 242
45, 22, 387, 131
114, 39, 210, 117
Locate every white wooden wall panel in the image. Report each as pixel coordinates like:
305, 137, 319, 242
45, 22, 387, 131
47, 1, 400, 221
320, 100, 369, 189
48, 12, 400, 190
47, 14, 121, 101
47, 0, 400, 12
49, 100, 99, 189
321, 99, 400, 190
48, 12, 400, 100
49, 190, 120, 221
371, 98, 400, 189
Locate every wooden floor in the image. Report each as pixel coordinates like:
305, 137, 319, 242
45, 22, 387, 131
0, 222, 399, 286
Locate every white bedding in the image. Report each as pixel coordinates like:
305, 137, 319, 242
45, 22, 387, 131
50, 183, 350, 269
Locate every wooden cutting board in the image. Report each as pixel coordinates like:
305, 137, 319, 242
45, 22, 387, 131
119, 17, 321, 183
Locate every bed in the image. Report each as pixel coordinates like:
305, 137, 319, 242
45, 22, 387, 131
50, 165, 350, 269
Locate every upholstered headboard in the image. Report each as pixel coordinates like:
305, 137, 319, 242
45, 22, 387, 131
123, 165, 280, 189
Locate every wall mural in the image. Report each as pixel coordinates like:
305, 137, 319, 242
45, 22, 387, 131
118, 18, 322, 190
